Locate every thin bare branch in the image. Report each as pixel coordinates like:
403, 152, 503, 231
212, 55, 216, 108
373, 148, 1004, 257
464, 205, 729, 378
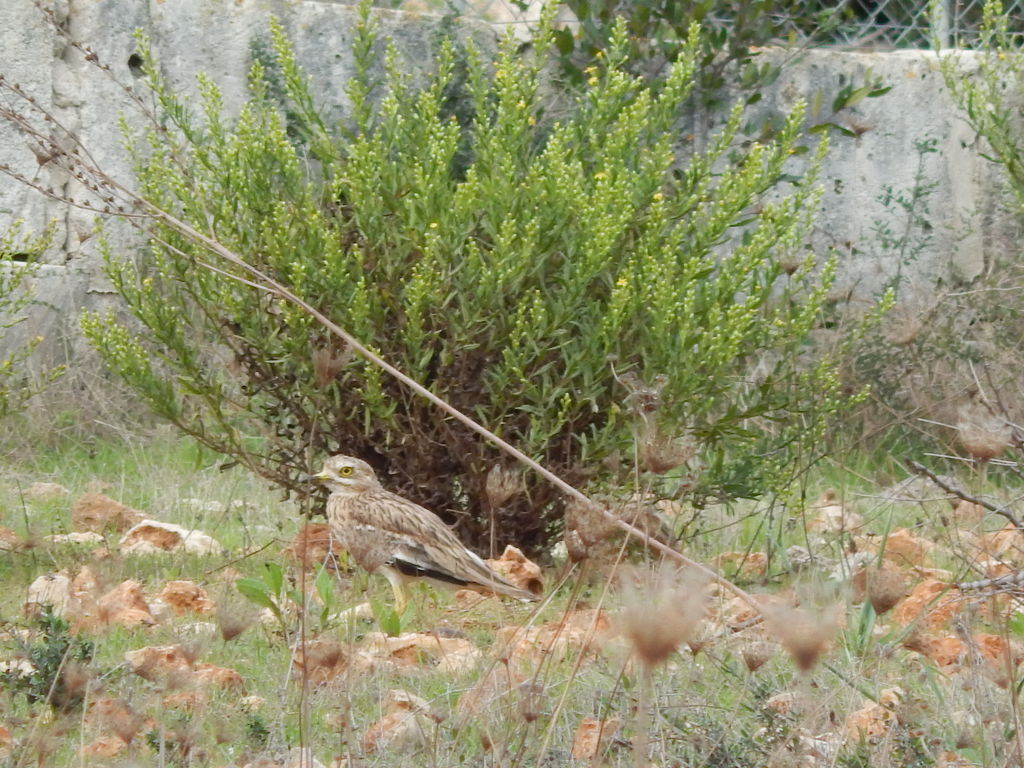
905, 458, 1023, 528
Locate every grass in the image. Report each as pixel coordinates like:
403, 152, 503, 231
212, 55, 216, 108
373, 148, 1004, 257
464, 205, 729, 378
2, 421, 1023, 767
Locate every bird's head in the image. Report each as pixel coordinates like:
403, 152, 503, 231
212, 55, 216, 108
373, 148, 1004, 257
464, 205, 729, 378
313, 454, 381, 494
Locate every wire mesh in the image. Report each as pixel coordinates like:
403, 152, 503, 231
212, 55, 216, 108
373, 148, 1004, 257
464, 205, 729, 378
387, 0, 1024, 48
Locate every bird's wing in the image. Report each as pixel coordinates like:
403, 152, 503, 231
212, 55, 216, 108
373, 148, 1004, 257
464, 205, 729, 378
352, 490, 537, 601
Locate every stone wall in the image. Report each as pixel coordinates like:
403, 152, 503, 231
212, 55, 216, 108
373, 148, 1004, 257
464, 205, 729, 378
0, 0, 1018, 380
753, 47, 1017, 302
1, 0, 490, 372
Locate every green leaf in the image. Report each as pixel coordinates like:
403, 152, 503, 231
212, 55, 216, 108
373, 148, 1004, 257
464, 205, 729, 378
837, 85, 876, 110
263, 563, 285, 596
1008, 612, 1024, 637
315, 566, 334, 608
236, 579, 275, 610
553, 27, 575, 56
369, 597, 402, 637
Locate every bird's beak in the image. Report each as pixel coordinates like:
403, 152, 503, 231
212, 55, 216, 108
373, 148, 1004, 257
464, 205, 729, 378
311, 470, 330, 483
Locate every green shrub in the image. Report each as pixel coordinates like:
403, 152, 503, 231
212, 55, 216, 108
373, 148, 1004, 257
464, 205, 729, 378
82, 3, 858, 554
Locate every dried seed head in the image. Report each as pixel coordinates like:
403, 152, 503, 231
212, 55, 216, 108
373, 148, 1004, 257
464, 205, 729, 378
563, 528, 589, 564
867, 568, 908, 615
179, 637, 206, 667
639, 422, 696, 475
52, 660, 92, 711
779, 254, 805, 276
215, 598, 255, 642
311, 343, 352, 388
29, 716, 72, 765
485, 464, 526, 510
687, 634, 710, 657
618, 564, 709, 668
740, 641, 779, 673
516, 681, 545, 723
763, 603, 838, 672
957, 405, 1012, 462
565, 498, 617, 547
619, 371, 668, 416
91, 698, 146, 744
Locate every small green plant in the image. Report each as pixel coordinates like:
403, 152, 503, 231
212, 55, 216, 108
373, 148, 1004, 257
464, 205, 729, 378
872, 137, 940, 286
368, 595, 413, 637
245, 713, 271, 749
237, 562, 345, 635
236, 563, 302, 633
81, 2, 868, 554
0, 222, 60, 420
2, 609, 95, 712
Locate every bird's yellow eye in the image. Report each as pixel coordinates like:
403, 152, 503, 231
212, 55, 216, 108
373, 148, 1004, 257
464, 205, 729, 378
339, 466, 354, 477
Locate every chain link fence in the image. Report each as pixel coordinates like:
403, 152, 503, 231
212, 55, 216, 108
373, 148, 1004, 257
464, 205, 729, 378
392, 0, 1024, 48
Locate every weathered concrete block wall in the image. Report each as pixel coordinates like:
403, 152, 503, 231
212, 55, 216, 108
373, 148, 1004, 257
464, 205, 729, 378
752, 47, 1017, 303
1, 0, 488, 371
0, 0, 1018, 381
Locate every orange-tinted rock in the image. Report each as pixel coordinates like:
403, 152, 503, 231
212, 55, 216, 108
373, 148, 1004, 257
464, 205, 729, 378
764, 692, 800, 715
975, 633, 1013, 664
952, 500, 986, 524
157, 580, 215, 615
979, 524, 1024, 563
97, 580, 156, 627
285, 523, 346, 570
845, 701, 892, 741
23, 571, 71, 617
363, 632, 481, 673
495, 608, 611, 666
120, 520, 222, 555
892, 579, 961, 628
455, 665, 525, 725
291, 639, 349, 685
809, 489, 864, 533
80, 736, 128, 758
162, 691, 206, 711
362, 690, 435, 753
571, 717, 621, 760
72, 493, 143, 533
193, 663, 244, 691
721, 592, 793, 627
87, 698, 150, 742
882, 528, 933, 566
124, 645, 192, 682
486, 545, 543, 596
0, 526, 20, 551
905, 634, 965, 667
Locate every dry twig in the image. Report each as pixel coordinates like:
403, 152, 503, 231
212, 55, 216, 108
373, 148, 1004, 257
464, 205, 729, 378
904, 458, 1022, 528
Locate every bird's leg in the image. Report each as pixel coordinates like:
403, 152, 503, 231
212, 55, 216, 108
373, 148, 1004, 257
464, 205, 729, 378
392, 581, 410, 617
382, 567, 410, 618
